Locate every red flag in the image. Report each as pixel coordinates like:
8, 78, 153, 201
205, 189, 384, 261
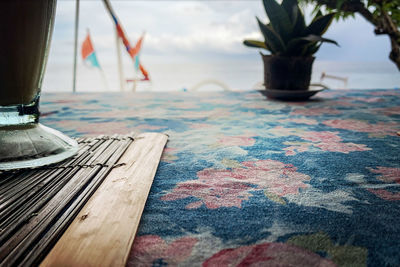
81, 34, 95, 60
103, 0, 150, 80
139, 64, 149, 81
129, 35, 144, 58
81, 32, 100, 68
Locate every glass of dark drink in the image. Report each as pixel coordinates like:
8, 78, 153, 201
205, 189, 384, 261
0, 0, 78, 170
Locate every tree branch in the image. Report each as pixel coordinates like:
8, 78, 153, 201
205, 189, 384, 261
310, 0, 400, 70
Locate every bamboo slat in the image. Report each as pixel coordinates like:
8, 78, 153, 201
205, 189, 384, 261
41, 132, 168, 267
0, 133, 165, 266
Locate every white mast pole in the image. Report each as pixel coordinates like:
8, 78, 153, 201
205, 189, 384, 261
103, 0, 127, 92
99, 68, 110, 91
72, 0, 80, 93
115, 30, 125, 92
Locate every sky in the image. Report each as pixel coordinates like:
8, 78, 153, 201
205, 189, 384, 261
42, 0, 399, 92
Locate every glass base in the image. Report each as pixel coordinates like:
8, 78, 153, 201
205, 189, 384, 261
0, 123, 78, 171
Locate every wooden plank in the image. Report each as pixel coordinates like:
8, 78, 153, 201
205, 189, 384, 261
40, 132, 168, 267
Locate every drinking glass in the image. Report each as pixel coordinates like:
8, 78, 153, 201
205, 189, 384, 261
0, 0, 78, 170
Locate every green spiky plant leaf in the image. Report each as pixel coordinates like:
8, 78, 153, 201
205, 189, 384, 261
305, 13, 336, 36
262, 0, 293, 43
243, 0, 338, 57
281, 0, 299, 24
311, 10, 323, 23
301, 34, 339, 46
256, 17, 286, 53
292, 6, 307, 37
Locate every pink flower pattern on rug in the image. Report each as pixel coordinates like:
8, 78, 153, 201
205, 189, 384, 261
369, 167, 400, 184
373, 106, 400, 116
369, 90, 400, 96
323, 119, 399, 136
270, 126, 371, 155
128, 235, 198, 267
367, 189, 400, 201
340, 96, 384, 103
284, 143, 312, 156
161, 160, 310, 209
280, 118, 318, 125
203, 242, 336, 267
218, 136, 256, 147
367, 167, 400, 201
55, 120, 132, 135
291, 107, 341, 116
39, 90, 400, 266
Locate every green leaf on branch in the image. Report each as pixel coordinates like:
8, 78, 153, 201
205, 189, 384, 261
336, 0, 345, 10
243, 40, 268, 49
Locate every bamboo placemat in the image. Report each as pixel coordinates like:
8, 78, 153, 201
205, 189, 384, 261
0, 132, 168, 266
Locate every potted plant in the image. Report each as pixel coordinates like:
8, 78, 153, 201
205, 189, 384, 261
244, 0, 338, 92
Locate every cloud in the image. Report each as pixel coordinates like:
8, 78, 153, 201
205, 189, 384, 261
42, 1, 397, 92
50, 1, 392, 62
51, 1, 263, 59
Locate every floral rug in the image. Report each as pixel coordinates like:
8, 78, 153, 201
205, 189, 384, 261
41, 89, 400, 267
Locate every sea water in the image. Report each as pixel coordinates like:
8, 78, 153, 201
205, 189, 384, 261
42, 59, 400, 92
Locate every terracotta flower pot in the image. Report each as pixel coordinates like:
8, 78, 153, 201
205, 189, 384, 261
262, 54, 315, 91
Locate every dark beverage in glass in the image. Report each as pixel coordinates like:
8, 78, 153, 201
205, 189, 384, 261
0, 0, 78, 170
